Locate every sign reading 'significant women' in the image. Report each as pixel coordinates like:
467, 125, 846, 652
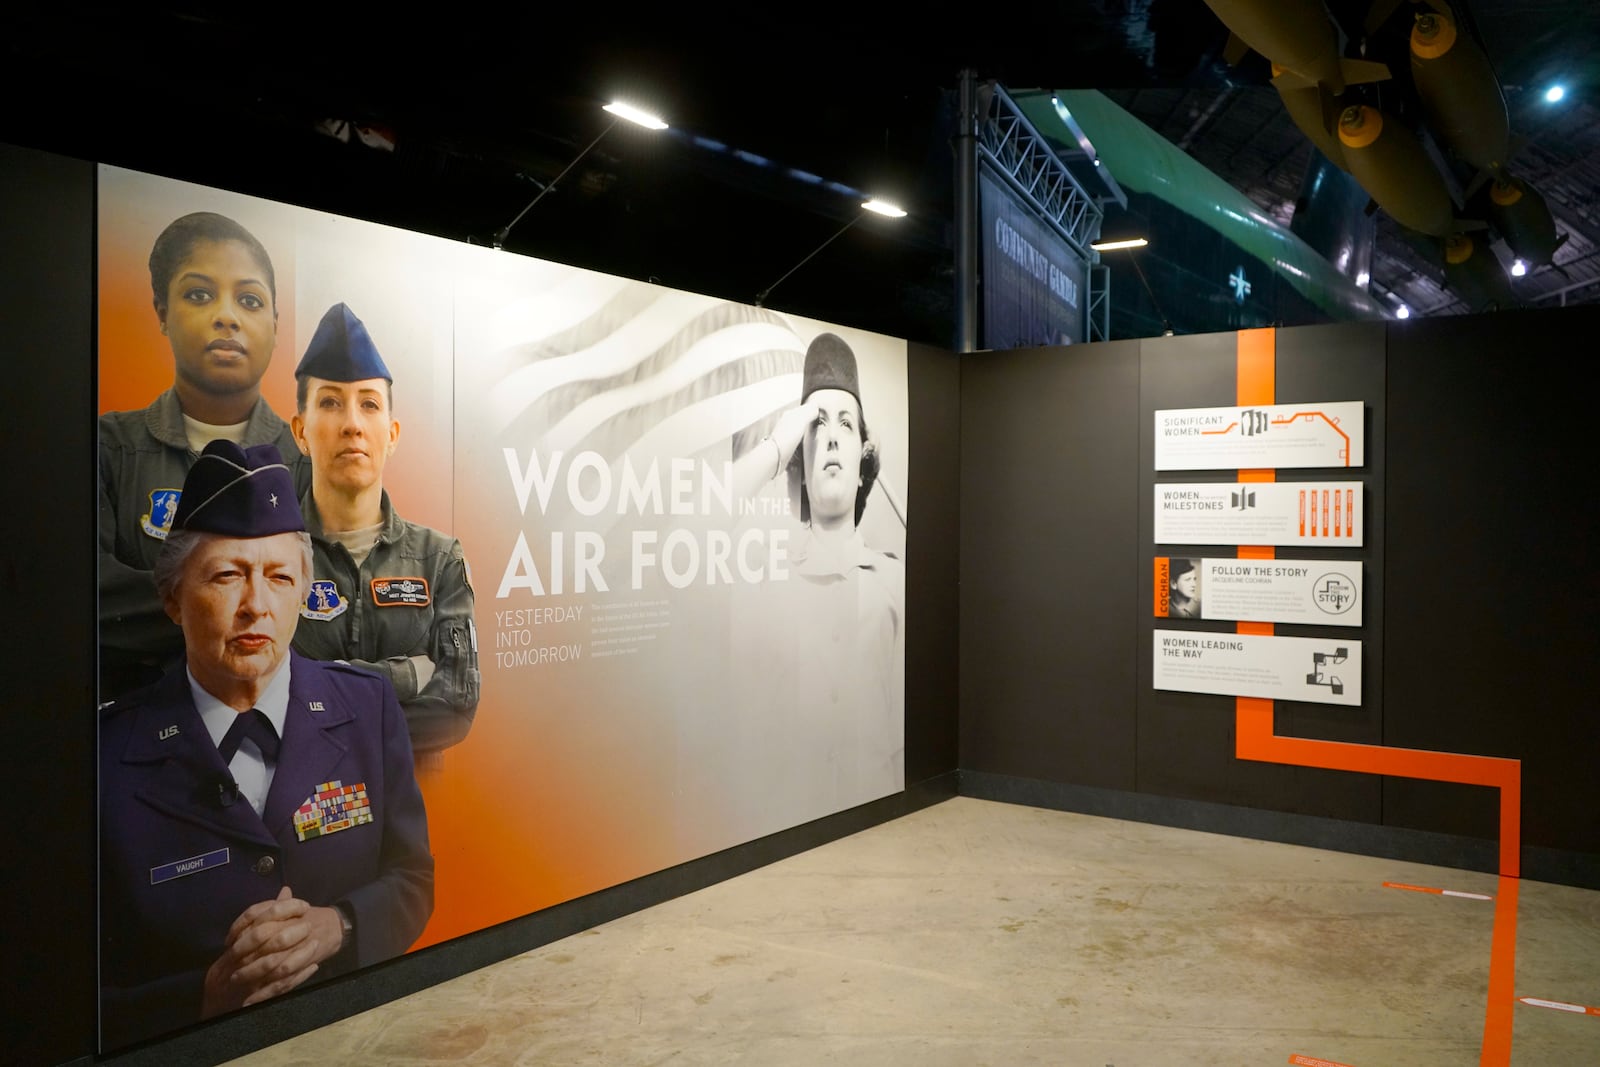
1154, 401, 1364, 471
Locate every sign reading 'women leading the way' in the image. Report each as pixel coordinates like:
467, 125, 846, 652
1154, 401, 1364, 471
1153, 631, 1363, 706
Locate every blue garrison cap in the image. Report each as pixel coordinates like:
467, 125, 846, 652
294, 302, 392, 382
172, 441, 305, 537
801, 332, 863, 416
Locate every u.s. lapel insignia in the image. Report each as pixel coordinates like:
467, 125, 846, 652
302, 579, 349, 620
141, 488, 182, 540
293, 780, 373, 841
158, 724, 179, 740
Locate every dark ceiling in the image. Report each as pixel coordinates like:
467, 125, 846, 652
4, 2, 1596, 345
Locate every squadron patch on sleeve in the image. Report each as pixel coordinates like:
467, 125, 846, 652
302, 579, 349, 620
140, 488, 182, 540
371, 576, 430, 607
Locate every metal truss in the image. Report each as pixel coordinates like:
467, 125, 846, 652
975, 82, 1105, 256
1087, 263, 1111, 342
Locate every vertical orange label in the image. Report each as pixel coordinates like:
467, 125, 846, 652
1154, 557, 1171, 616
1321, 490, 1330, 537
1346, 489, 1354, 537
1333, 488, 1342, 535
1299, 489, 1306, 535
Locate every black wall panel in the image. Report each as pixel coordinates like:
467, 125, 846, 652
1384, 307, 1600, 853
905, 342, 961, 784
1135, 330, 1273, 807
959, 340, 1141, 789
1268, 322, 1384, 823
2, 142, 98, 1065
962, 309, 1597, 875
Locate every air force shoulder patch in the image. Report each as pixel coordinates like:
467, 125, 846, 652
302, 579, 349, 621
141, 488, 182, 540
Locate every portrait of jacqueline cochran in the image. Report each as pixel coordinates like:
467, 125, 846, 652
98, 440, 433, 1048
1167, 557, 1202, 619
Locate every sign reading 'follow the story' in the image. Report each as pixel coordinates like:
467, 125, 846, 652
1154, 557, 1363, 627
1154, 401, 1364, 471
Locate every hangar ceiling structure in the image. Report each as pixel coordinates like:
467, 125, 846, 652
2, 3, 1595, 343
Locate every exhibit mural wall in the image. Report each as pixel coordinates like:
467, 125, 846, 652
96, 164, 908, 1049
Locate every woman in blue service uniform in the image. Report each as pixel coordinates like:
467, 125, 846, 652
98, 441, 432, 1049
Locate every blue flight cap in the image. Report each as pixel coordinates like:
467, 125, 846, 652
295, 302, 393, 382
172, 441, 305, 537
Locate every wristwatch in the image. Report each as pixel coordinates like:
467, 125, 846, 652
336, 903, 354, 953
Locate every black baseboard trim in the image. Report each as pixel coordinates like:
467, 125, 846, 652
957, 771, 1600, 891
100, 772, 959, 1067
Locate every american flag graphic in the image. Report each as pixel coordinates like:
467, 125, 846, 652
460, 263, 904, 537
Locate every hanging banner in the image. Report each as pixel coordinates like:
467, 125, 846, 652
979, 166, 1087, 349
1153, 631, 1363, 706
1154, 557, 1363, 626
1154, 482, 1363, 546
1154, 401, 1364, 470
94, 164, 908, 1050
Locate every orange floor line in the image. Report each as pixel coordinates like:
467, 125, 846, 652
1230, 328, 1522, 1066
1481, 876, 1520, 1066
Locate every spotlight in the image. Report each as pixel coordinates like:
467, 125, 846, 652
602, 101, 668, 130
1089, 237, 1148, 251
1396, 305, 1411, 319
1511, 258, 1528, 277
862, 198, 908, 218
1545, 85, 1566, 103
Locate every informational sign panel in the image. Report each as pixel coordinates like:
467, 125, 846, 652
979, 166, 1087, 349
1154, 482, 1363, 546
1153, 630, 1363, 706
1154, 557, 1363, 626
1154, 401, 1364, 470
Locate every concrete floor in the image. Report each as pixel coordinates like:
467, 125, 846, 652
231, 797, 1600, 1066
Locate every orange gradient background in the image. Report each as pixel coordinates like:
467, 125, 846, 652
97, 165, 910, 956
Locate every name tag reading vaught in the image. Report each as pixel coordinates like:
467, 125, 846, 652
150, 847, 229, 884
370, 576, 430, 607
